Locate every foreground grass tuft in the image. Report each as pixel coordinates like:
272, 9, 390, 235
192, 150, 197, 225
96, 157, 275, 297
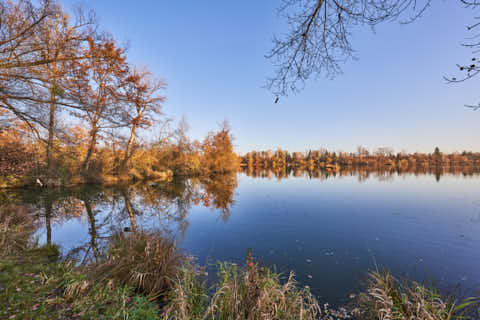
87, 231, 185, 300
358, 271, 480, 320
163, 261, 353, 320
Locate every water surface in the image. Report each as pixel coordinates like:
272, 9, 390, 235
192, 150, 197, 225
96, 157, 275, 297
4, 170, 480, 304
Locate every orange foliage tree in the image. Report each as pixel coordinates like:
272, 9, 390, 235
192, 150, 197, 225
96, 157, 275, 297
201, 122, 240, 174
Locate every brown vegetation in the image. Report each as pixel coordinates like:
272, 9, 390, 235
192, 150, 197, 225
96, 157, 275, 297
87, 231, 185, 300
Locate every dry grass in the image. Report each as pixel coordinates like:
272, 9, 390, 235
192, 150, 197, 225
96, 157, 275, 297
88, 231, 185, 300
206, 263, 324, 320
163, 261, 353, 320
359, 271, 479, 320
162, 262, 209, 319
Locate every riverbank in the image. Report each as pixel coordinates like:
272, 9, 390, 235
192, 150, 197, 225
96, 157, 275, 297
1, 207, 478, 320
0, 208, 160, 319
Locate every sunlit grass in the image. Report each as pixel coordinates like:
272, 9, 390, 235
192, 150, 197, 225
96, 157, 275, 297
163, 261, 353, 320
87, 231, 185, 300
357, 271, 480, 320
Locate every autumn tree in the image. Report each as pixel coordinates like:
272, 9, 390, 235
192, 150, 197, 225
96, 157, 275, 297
0, 0, 96, 174
68, 37, 128, 172
31, 3, 95, 169
0, 0, 55, 133
201, 121, 239, 174
120, 67, 166, 172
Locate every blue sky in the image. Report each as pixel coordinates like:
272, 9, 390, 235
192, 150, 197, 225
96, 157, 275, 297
65, 1, 478, 154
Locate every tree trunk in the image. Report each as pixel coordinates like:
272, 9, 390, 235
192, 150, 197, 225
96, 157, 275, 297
82, 126, 98, 173
47, 90, 55, 172
121, 122, 138, 173
46, 54, 58, 171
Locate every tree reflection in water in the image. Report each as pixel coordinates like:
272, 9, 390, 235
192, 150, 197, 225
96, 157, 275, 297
242, 165, 480, 183
0, 173, 238, 263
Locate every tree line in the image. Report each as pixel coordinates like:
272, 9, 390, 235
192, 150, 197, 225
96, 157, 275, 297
0, 0, 239, 187
241, 147, 480, 172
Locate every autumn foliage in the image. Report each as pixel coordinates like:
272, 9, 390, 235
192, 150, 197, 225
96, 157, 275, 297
0, 0, 239, 187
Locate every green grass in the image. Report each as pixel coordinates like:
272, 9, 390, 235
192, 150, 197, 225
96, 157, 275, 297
0, 253, 161, 319
0, 209, 161, 319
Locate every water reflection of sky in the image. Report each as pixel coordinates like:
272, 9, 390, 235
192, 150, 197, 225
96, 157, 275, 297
31, 173, 480, 304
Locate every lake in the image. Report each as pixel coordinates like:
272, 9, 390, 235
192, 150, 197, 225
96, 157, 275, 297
4, 169, 480, 305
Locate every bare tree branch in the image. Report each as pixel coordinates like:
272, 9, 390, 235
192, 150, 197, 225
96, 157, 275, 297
266, 0, 431, 97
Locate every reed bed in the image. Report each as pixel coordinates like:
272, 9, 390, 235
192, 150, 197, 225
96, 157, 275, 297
163, 261, 353, 320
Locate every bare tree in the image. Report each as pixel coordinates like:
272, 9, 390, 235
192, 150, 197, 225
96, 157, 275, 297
68, 37, 128, 172
0, 0, 96, 168
0, 0, 55, 135
120, 67, 166, 171
444, 1, 480, 109
31, 3, 95, 169
266, 0, 431, 97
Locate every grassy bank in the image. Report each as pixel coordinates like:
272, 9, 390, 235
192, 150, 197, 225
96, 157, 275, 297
1, 209, 478, 319
0, 208, 159, 319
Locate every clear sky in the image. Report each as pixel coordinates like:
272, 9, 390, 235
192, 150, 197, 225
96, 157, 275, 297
65, 1, 478, 154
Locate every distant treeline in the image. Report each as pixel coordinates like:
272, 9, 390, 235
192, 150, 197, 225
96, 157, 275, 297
241, 147, 480, 171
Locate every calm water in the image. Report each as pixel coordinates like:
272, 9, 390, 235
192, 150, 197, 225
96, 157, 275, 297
5, 171, 480, 304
